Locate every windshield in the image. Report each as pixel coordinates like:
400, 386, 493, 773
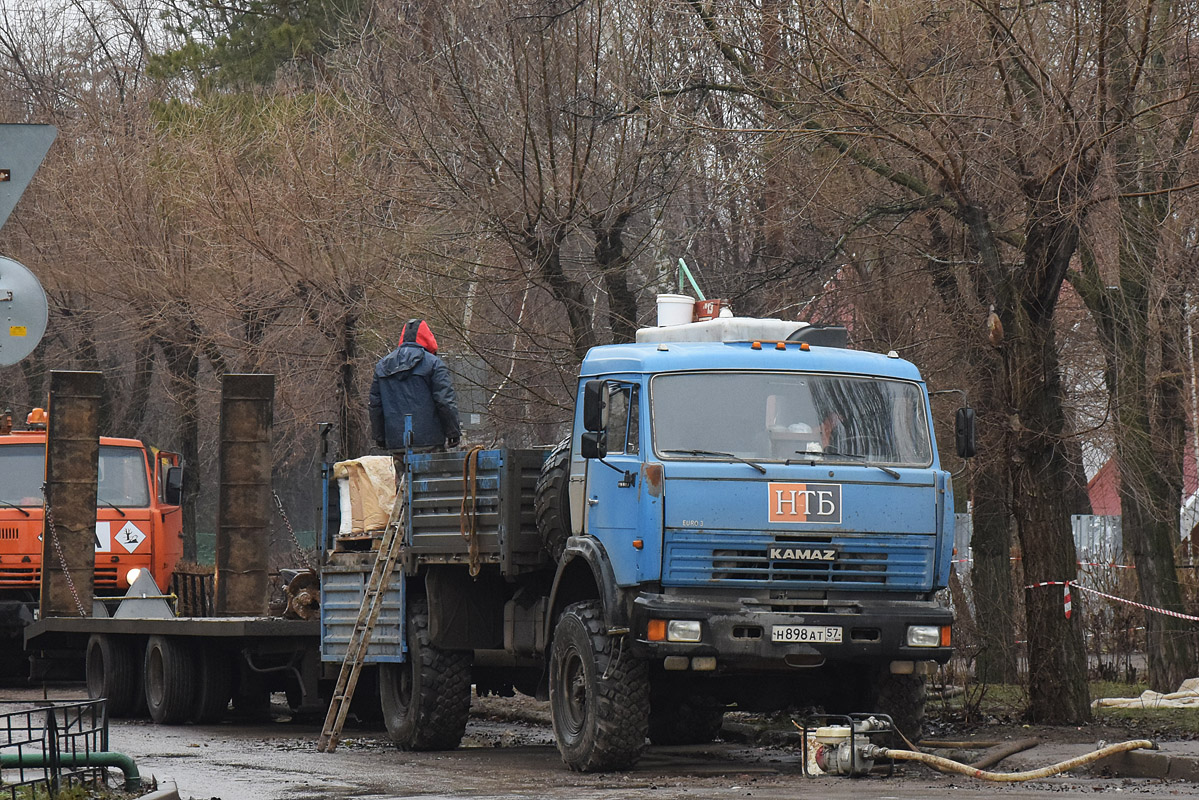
98, 447, 150, 507
0, 444, 150, 507
651, 371, 933, 467
0, 444, 44, 505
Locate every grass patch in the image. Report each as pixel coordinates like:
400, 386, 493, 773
931, 679, 1199, 737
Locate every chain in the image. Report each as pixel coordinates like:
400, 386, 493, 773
273, 491, 313, 569
45, 504, 86, 617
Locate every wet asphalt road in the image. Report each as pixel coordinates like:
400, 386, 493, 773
112, 706, 1199, 799
7, 687, 1199, 799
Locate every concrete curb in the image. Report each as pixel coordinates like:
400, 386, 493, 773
1088, 749, 1199, 781
137, 779, 181, 800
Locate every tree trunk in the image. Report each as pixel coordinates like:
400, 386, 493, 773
923, 210, 1018, 683
338, 283, 365, 461
526, 228, 595, 361
123, 332, 155, 437
1006, 217, 1091, 724
158, 337, 201, 563
971, 455, 1018, 683
1112, 290, 1194, 691
593, 215, 638, 343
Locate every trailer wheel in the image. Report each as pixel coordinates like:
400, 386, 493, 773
191, 647, 232, 723
144, 635, 196, 724
535, 437, 572, 562
549, 600, 648, 771
379, 597, 472, 750
86, 634, 140, 718
648, 692, 725, 746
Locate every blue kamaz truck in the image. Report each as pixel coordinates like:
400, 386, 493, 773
321, 314, 969, 772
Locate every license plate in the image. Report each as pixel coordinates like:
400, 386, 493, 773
771, 625, 843, 643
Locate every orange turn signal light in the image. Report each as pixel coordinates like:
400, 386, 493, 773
941, 626, 952, 647
648, 619, 667, 641
632, 539, 644, 550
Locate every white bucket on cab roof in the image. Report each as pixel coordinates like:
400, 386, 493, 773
656, 294, 695, 326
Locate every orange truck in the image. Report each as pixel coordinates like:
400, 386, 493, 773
0, 409, 184, 666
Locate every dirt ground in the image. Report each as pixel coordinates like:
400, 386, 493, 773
8, 687, 1199, 799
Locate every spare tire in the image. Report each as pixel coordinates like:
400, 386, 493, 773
535, 437, 572, 562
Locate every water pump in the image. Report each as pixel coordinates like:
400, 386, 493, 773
806, 715, 894, 777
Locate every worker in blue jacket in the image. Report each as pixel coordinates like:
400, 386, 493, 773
369, 319, 462, 454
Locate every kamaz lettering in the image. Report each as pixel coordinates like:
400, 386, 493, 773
769, 547, 837, 561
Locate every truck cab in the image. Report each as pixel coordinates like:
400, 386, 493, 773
547, 318, 958, 760
0, 410, 184, 618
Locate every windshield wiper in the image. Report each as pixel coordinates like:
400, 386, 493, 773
661, 449, 767, 475
0, 498, 32, 516
788, 450, 900, 480
99, 499, 127, 517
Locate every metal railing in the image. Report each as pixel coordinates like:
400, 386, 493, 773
0, 699, 109, 798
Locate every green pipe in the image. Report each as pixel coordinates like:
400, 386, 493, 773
0, 751, 141, 792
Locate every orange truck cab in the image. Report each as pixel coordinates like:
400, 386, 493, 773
0, 409, 184, 643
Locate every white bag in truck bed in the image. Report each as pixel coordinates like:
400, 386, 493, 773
332, 455, 396, 535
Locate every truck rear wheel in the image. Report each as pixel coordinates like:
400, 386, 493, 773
648, 692, 725, 746
379, 597, 472, 750
144, 635, 196, 724
86, 634, 140, 718
534, 437, 571, 562
549, 600, 648, 771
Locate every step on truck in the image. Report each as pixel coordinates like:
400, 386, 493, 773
324, 310, 973, 771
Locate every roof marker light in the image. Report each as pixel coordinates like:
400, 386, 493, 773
751, 341, 762, 350
800, 342, 810, 351
775, 341, 786, 350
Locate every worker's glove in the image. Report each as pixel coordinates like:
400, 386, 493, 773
447, 436, 461, 449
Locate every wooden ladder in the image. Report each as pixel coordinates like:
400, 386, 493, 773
317, 476, 407, 753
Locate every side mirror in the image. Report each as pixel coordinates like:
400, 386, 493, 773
955, 407, 977, 459
582, 380, 610, 432
580, 431, 608, 460
165, 466, 185, 505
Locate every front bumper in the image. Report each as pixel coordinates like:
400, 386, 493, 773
628, 591, 952, 670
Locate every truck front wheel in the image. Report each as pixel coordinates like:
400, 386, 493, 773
86, 634, 140, 718
379, 597, 472, 750
871, 668, 927, 743
549, 600, 649, 771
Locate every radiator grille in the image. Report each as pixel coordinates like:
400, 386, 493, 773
0, 527, 18, 541
0, 566, 39, 586
663, 529, 935, 590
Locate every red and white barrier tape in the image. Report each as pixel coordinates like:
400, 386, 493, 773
1025, 580, 1199, 622
952, 557, 1135, 569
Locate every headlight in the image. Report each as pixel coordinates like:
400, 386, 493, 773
124, 567, 142, 586
667, 620, 702, 642
906, 625, 942, 647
